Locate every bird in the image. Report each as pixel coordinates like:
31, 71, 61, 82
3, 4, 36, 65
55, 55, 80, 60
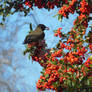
23, 24, 49, 44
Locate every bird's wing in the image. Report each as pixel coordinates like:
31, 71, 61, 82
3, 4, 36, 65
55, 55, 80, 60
29, 31, 45, 42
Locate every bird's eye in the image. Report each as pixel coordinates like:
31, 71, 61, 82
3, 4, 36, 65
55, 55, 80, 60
41, 26, 45, 30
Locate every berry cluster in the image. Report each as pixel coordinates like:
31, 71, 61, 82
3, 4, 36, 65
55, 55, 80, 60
24, 0, 61, 9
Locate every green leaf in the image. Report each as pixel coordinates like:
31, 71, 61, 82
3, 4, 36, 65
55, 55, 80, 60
41, 79, 44, 82
23, 47, 30, 55
45, 74, 49, 78
53, 81, 59, 87
53, 14, 58, 17
53, 30, 57, 33
67, 80, 72, 87
30, 23, 33, 31
41, 69, 45, 74
23, 50, 27, 55
0, 22, 4, 26
58, 15, 62, 22
28, 54, 31, 60
80, 75, 88, 84
51, 61, 57, 65
58, 69, 62, 72
40, 60, 44, 63
59, 59, 64, 64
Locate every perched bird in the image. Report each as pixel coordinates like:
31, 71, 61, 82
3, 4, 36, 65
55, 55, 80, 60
23, 24, 49, 44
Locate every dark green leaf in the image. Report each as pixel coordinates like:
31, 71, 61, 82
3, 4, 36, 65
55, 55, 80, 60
58, 15, 62, 22
45, 74, 49, 78
30, 23, 33, 31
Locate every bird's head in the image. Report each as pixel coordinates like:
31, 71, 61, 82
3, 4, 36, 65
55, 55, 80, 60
37, 24, 49, 31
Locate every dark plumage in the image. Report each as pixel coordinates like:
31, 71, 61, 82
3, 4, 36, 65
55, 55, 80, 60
23, 24, 49, 44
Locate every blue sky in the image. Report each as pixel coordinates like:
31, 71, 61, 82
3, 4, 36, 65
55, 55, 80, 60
0, 7, 92, 92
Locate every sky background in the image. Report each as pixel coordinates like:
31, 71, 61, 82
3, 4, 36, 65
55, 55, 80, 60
0, 7, 92, 92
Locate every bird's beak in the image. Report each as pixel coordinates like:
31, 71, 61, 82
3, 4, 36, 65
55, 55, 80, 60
45, 27, 49, 30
